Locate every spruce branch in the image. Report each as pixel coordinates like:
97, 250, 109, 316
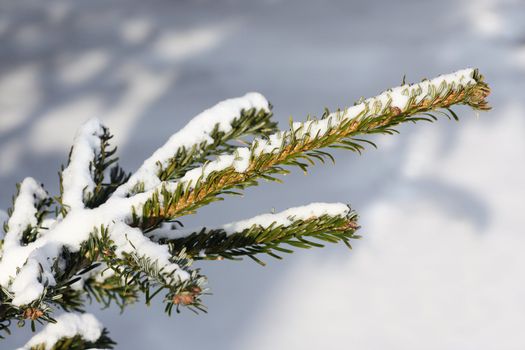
59, 119, 106, 212
155, 203, 359, 265
87, 224, 206, 314
59, 121, 129, 213
0, 68, 491, 347
3, 178, 51, 247
157, 105, 276, 182
113, 92, 274, 198
83, 127, 129, 210
136, 69, 490, 229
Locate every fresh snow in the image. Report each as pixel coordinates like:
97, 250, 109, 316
233, 147, 251, 173
179, 153, 236, 187
221, 202, 350, 233
3, 177, 47, 251
61, 118, 105, 211
17, 313, 103, 350
112, 92, 269, 197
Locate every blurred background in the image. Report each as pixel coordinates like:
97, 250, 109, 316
1, 0, 525, 349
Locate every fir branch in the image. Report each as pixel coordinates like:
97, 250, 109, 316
59, 119, 106, 212
1, 230, 111, 336
0, 68, 492, 347
158, 105, 276, 182
161, 205, 360, 265
80, 225, 206, 313
113, 92, 275, 198
59, 123, 129, 213
0, 245, 90, 337
137, 69, 490, 229
3, 178, 53, 247
83, 126, 130, 209
83, 272, 140, 311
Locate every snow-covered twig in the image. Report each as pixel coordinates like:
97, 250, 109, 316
113, 92, 271, 197
153, 202, 359, 264
61, 119, 105, 211
135, 68, 490, 229
154, 202, 352, 240
16, 313, 112, 350
3, 178, 47, 252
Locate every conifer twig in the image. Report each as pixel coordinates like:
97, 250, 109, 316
153, 203, 359, 264
136, 69, 490, 229
0, 68, 491, 348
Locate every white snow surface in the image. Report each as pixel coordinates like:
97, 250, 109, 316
152, 202, 349, 240
233, 147, 251, 173
61, 118, 105, 210
17, 313, 103, 350
3, 177, 47, 251
112, 92, 269, 197
179, 153, 236, 187
222, 202, 349, 233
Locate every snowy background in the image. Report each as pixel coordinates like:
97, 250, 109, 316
1, 0, 525, 349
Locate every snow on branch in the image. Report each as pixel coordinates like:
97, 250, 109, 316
113, 92, 271, 198
3, 178, 47, 251
212, 202, 351, 232
193, 69, 485, 183
61, 118, 105, 211
16, 313, 113, 350
255, 68, 484, 155
136, 68, 490, 229
154, 202, 359, 263
155, 202, 352, 240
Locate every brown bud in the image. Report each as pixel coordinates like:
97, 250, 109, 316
23, 308, 44, 320
172, 293, 194, 305
172, 295, 182, 304
390, 106, 402, 116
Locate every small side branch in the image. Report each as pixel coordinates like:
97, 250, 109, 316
60, 119, 106, 212
154, 203, 359, 264
112, 92, 275, 198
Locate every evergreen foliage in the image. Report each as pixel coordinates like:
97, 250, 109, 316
0, 69, 490, 349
